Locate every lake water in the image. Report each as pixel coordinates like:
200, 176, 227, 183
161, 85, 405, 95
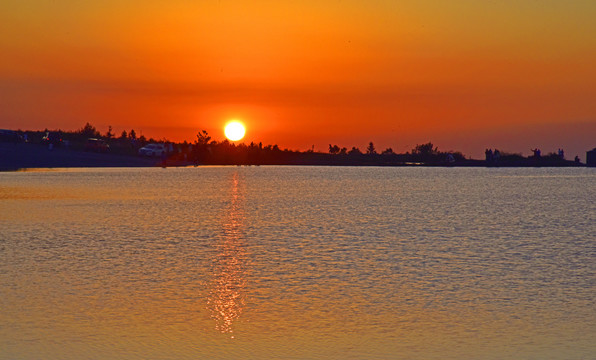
1, 166, 594, 360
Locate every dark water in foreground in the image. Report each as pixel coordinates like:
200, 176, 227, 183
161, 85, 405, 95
1, 167, 595, 359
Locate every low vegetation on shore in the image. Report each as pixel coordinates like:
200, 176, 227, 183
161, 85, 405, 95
2, 123, 585, 167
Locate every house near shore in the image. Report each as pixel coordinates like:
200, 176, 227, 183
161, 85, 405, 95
587, 148, 596, 167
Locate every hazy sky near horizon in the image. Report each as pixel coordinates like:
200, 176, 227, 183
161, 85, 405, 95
1, 0, 595, 158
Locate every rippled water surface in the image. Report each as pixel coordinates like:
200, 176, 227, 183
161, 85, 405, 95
1, 167, 595, 359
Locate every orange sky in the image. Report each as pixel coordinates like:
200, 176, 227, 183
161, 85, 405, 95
1, 0, 595, 159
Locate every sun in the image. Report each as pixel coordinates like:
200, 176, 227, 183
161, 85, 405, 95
224, 121, 246, 141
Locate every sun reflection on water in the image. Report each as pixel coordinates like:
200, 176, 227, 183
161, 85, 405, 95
207, 171, 247, 337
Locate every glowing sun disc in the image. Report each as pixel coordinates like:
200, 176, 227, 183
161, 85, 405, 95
224, 121, 246, 141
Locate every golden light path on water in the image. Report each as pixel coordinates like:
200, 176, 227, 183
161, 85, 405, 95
0, 167, 595, 359
208, 172, 247, 337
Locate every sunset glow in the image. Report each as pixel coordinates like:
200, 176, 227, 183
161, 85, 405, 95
224, 121, 246, 142
1, 1, 595, 158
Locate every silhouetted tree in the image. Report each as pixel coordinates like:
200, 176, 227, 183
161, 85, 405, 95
78, 122, 100, 139
412, 142, 438, 158
191, 130, 212, 163
105, 126, 113, 140
348, 147, 362, 155
382, 147, 394, 155
412, 142, 436, 156
128, 129, 137, 141
329, 144, 340, 154
339, 147, 347, 155
366, 142, 377, 155
411, 142, 441, 163
195, 130, 211, 145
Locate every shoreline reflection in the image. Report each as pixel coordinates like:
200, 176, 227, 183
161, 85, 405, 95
207, 171, 248, 337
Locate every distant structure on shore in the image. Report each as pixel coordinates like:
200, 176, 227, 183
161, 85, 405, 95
587, 148, 596, 167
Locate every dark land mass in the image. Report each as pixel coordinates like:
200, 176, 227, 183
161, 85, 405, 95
0, 125, 589, 171
0, 142, 161, 171
0, 141, 584, 171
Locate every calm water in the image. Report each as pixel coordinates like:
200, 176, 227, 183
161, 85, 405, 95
1, 166, 594, 360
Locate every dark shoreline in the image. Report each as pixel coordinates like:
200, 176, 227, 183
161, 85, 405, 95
0, 142, 587, 171
0, 142, 162, 171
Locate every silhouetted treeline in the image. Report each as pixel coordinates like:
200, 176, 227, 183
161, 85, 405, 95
5, 123, 586, 167
14, 123, 165, 155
